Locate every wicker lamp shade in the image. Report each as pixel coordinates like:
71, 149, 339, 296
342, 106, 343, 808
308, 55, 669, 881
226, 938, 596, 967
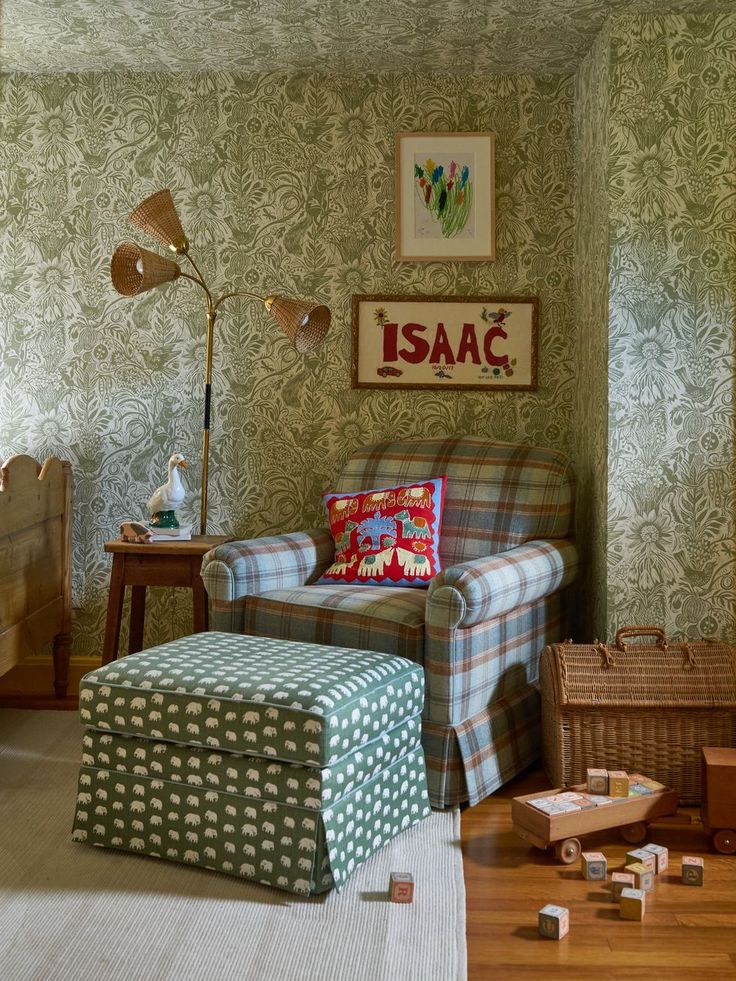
267, 297, 331, 353
129, 189, 189, 254
111, 242, 181, 297
109, 184, 332, 534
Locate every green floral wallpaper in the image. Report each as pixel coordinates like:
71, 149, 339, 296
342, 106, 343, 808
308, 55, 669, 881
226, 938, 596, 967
574, 23, 611, 641
2, 1, 730, 75
0, 71, 577, 659
3, 10, 735, 668
605, 14, 736, 640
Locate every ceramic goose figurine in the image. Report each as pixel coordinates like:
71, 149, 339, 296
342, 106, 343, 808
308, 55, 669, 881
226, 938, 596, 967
148, 452, 188, 526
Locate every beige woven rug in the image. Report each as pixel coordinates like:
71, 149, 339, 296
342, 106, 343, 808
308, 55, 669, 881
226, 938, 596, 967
0, 710, 466, 981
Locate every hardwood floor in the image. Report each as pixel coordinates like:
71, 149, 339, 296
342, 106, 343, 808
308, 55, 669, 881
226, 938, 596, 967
462, 767, 736, 980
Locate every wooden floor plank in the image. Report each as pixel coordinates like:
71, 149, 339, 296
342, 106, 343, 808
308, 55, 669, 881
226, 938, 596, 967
461, 767, 736, 980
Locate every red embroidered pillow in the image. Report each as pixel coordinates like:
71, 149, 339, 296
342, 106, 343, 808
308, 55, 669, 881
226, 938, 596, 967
317, 477, 446, 587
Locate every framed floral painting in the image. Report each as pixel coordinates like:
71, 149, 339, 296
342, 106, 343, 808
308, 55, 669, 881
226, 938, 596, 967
395, 131, 495, 261
351, 294, 538, 391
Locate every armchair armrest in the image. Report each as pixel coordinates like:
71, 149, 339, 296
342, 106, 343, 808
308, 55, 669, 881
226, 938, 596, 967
427, 539, 578, 629
201, 529, 334, 632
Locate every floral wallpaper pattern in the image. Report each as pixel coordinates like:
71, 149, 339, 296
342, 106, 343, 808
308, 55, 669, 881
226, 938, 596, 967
0, 71, 576, 660
605, 14, 736, 640
1, 0, 730, 75
574, 23, 611, 642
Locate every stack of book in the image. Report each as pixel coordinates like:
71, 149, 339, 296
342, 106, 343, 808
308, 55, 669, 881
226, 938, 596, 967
146, 523, 192, 542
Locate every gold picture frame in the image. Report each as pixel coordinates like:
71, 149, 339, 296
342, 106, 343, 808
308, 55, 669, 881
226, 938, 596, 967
351, 294, 538, 391
395, 131, 496, 261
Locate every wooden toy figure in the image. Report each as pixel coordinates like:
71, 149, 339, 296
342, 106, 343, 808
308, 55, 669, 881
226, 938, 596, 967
389, 872, 414, 903
619, 887, 646, 921
119, 521, 153, 544
681, 856, 704, 886
581, 851, 607, 881
626, 848, 656, 873
586, 768, 609, 794
625, 862, 654, 892
611, 871, 635, 901
607, 770, 630, 797
642, 843, 668, 874
538, 904, 569, 939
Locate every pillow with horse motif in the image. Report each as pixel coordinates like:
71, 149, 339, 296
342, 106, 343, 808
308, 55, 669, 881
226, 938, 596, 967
317, 477, 446, 586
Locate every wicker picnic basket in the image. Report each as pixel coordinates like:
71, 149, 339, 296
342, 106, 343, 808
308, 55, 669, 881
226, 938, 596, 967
540, 626, 736, 804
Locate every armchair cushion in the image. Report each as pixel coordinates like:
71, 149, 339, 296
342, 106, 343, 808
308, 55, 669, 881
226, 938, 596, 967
242, 584, 427, 665
317, 476, 446, 587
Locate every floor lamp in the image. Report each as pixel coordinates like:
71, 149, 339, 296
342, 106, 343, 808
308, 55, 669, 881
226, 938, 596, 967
110, 189, 331, 535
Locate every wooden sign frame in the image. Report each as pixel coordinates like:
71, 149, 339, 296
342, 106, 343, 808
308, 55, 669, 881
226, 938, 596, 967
351, 293, 538, 391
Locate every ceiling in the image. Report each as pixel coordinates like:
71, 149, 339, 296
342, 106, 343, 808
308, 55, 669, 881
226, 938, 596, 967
1, 0, 731, 75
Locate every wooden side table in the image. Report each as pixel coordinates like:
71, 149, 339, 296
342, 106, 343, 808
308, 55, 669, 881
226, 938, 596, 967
101, 535, 232, 665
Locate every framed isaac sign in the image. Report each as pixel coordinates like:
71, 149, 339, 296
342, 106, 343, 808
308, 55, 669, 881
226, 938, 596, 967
351, 294, 538, 392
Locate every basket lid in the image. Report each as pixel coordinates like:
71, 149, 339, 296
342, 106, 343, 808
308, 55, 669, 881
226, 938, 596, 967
549, 637, 736, 708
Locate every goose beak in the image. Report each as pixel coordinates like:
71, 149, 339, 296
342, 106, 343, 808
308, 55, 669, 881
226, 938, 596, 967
178, 460, 188, 469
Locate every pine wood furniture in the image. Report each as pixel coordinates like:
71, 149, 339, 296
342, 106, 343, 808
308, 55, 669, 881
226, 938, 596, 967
101, 535, 231, 664
0, 455, 72, 697
512, 780, 679, 863
702, 746, 736, 854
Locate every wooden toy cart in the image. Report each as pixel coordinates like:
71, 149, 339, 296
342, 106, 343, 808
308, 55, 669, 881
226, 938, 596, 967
701, 747, 736, 854
512, 782, 679, 863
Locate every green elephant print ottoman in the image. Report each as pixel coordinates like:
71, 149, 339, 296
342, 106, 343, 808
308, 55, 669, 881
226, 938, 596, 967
71, 632, 431, 895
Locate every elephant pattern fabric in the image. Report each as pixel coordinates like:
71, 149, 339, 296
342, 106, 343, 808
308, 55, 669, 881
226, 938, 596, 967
71, 633, 431, 895
318, 477, 446, 587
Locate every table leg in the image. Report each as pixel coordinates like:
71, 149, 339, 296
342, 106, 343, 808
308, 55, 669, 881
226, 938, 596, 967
102, 554, 126, 665
192, 572, 208, 633
128, 586, 147, 655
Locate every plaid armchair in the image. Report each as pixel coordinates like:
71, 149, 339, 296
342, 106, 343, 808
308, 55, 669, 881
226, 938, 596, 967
201, 436, 578, 808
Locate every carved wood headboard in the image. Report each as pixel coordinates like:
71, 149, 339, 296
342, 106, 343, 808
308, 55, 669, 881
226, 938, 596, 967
0, 455, 72, 697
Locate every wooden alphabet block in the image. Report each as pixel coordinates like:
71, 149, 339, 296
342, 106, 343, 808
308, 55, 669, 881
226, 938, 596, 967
538, 904, 569, 939
581, 851, 607, 881
625, 862, 654, 892
626, 848, 656, 873
681, 856, 704, 886
611, 871, 635, 901
642, 843, 668, 874
586, 768, 609, 795
607, 770, 630, 797
389, 872, 414, 903
619, 887, 646, 920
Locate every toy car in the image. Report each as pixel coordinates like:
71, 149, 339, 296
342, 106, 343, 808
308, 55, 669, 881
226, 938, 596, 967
512, 779, 679, 864
701, 747, 736, 854
377, 366, 402, 377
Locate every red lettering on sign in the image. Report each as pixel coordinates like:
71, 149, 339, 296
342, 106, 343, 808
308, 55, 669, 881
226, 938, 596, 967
429, 323, 456, 364
399, 323, 430, 364
382, 323, 398, 362
457, 323, 481, 365
483, 326, 509, 367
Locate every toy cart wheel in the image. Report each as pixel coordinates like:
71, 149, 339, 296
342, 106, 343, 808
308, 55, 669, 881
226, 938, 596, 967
555, 837, 581, 864
713, 829, 736, 854
620, 821, 647, 844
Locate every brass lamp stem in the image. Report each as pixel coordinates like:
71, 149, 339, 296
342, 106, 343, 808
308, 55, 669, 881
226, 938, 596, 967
200, 304, 216, 535
214, 289, 268, 313
176, 252, 271, 535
